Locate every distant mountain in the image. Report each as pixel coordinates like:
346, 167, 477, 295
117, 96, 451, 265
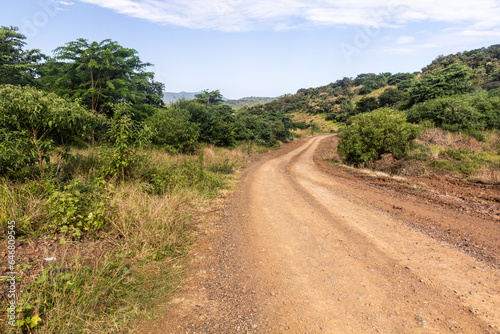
164, 91, 276, 108
224, 96, 277, 108
163, 91, 202, 103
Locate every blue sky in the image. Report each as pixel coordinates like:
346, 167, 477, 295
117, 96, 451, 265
2, 0, 500, 99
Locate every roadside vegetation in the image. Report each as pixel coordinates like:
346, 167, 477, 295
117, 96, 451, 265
0, 26, 301, 333
247, 44, 500, 183
1, 23, 499, 333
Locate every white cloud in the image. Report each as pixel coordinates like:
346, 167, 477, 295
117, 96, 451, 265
56, 0, 75, 5
395, 36, 414, 44
77, 0, 500, 33
378, 24, 500, 57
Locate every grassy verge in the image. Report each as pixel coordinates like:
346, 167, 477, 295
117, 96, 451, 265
409, 128, 500, 183
1, 143, 262, 333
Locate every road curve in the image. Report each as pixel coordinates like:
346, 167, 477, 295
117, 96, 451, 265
141, 134, 500, 333
240, 134, 499, 333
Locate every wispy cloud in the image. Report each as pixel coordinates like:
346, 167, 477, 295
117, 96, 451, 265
56, 0, 75, 5
378, 24, 500, 57
77, 0, 500, 32
395, 36, 414, 44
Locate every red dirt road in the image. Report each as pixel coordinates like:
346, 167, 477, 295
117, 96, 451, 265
138, 135, 500, 333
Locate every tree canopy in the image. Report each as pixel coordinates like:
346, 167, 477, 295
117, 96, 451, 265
195, 89, 224, 105
38, 38, 164, 118
0, 26, 44, 86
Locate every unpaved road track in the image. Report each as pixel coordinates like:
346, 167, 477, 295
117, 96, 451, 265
139, 135, 500, 333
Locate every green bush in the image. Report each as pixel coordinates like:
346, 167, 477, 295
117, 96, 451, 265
45, 177, 114, 238
406, 92, 499, 136
0, 85, 103, 176
338, 108, 420, 165
358, 85, 375, 95
378, 88, 408, 108
408, 64, 473, 106
102, 104, 142, 180
355, 96, 379, 113
147, 106, 200, 153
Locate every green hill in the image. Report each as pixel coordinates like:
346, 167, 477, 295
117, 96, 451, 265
224, 96, 277, 108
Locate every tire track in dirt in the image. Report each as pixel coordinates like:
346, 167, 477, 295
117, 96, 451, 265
138, 135, 500, 333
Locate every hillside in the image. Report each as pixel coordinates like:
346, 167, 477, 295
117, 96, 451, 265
250, 44, 500, 119
249, 44, 500, 183
163, 92, 276, 108
163, 91, 203, 103
224, 96, 276, 108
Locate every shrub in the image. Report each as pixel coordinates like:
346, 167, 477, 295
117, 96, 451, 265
406, 93, 495, 136
355, 96, 379, 113
45, 177, 114, 238
234, 113, 274, 144
147, 106, 200, 153
358, 85, 375, 95
387, 72, 415, 86
378, 87, 408, 108
408, 64, 473, 106
338, 108, 420, 165
0, 85, 103, 176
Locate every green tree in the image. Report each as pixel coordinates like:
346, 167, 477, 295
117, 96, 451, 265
406, 92, 494, 134
355, 96, 379, 113
195, 89, 224, 105
387, 72, 415, 86
378, 88, 408, 108
0, 26, 44, 85
234, 112, 274, 144
38, 38, 164, 117
175, 99, 236, 146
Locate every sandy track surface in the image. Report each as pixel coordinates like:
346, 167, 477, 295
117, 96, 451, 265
138, 135, 500, 333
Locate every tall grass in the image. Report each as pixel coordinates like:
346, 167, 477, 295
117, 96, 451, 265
1, 144, 251, 333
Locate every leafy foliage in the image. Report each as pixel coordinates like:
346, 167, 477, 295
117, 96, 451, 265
407, 63, 473, 106
387, 72, 416, 86
38, 38, 164, 118
46, 178, 114, 238
147, 105, 200, 152
338, 108, 420, 165
0, 85, 103, 175
102, 103, 143, 180
378, 88, 408, 108
355, 96, 379, 113
195, 89, 224, 105
406, 91, 499, 136
0, 26, 44, 86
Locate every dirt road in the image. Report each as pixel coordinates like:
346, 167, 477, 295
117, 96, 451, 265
140, 135, 500, 333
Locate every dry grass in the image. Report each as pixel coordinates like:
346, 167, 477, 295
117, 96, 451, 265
290, 111, 338, 135
1, 143, 256, 333
413, 128, 500, 183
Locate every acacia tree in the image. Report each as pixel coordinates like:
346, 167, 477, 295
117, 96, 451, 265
0, 26, 44, 85
39, 38, 164, 117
